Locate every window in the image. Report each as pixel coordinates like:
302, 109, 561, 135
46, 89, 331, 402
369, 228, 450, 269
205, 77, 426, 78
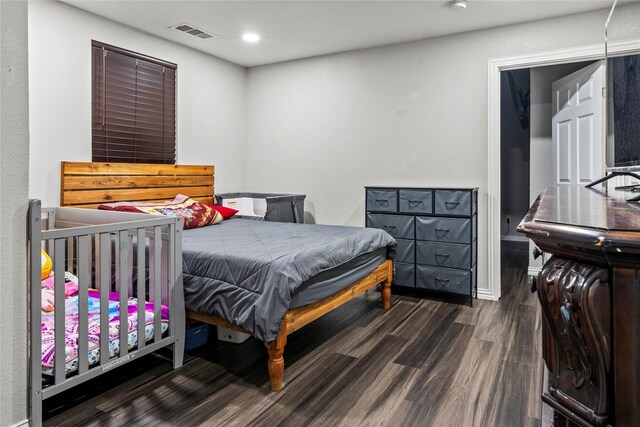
92, 41, 176, 164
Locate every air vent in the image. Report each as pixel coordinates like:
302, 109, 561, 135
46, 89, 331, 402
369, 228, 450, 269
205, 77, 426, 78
171, 23, 218, 40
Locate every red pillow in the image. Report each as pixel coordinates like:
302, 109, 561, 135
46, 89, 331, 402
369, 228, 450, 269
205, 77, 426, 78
99, 194, 223, 229
208, 204, 238, 220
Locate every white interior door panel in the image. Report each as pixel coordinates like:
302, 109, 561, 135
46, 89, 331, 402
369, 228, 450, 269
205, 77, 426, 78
552, 61, 604, 185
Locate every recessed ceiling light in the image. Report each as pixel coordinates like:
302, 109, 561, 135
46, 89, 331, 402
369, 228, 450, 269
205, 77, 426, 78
242, 33, 260, 43
448, 0, 468, 10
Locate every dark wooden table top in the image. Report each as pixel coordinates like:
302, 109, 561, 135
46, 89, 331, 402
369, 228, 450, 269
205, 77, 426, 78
518, 185, 640, 266
531, 186, 640, 232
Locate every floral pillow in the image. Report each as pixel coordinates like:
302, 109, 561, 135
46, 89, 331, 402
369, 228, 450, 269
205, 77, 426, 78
99, 194, 223, 229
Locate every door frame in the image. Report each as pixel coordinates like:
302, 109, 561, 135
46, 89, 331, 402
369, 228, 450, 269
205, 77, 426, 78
485, 39, 640, 301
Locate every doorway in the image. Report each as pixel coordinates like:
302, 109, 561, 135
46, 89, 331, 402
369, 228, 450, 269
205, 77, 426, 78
485, 40, 640, 302
499, 68, 530, 296
500, 68, 530, 245
499, 61, 596, 294
527, 61, 596, 278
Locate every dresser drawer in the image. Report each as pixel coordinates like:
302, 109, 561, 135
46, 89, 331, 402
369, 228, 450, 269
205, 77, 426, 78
399, 189, 432, 214
366, 189, 397, 213
366, 214, 414, 239
396, 239, 415, 263
416, 265, 471, 295
415, 217, 472, 243
435, 190, 472, 216
416, 241, 471, 269
394, 262, 415, 288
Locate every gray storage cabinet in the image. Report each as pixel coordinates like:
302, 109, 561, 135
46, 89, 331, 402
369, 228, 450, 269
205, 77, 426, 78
215, 193, 306, 224
365, 187, 478, 305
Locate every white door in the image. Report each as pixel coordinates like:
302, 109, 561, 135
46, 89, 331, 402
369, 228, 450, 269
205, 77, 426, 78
552, 61, 605, 185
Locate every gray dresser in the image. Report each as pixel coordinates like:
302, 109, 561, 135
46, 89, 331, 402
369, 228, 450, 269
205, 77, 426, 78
365, 187, 478, 305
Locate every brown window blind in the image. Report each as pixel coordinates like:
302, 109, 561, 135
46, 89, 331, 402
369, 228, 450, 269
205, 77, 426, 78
92, 41, 176, 164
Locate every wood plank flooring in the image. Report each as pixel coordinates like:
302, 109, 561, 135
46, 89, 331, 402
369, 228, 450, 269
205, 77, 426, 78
43, 242, 541, 426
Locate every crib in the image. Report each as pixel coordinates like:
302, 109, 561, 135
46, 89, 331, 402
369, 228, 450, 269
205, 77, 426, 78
28, 200, 185, 426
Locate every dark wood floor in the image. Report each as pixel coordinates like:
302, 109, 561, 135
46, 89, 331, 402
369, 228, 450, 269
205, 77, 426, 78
44, 242, 541, 426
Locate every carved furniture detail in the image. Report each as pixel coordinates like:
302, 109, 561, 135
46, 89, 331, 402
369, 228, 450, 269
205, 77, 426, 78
519, 186, 640, 427
538, 257, 611, 426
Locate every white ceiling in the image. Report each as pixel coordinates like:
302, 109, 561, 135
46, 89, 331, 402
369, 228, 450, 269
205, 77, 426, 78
61, 0, 622, 67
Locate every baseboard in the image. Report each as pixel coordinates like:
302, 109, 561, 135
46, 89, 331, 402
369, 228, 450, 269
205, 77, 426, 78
528, 266, 540, 277
476, 288, 500, 301
501, 235, 528, 243
9, 419, 29, 427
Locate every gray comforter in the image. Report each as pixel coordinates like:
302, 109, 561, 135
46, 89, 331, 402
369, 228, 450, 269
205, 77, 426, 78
181, 218, 396, 342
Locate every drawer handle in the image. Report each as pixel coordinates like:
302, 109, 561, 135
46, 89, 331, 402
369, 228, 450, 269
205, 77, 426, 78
435, 278, 450, 283
408, 200, 423, 207
375, 199, 390, 207
435, 253, 450, 258
382, 225, 396, 230
445, 201, 460, 207
435, 228, 450, 235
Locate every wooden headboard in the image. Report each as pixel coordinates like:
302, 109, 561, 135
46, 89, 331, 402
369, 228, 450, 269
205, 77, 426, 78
60, 162, 215, 208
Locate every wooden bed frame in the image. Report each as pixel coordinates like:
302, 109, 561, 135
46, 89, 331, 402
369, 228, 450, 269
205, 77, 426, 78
60, 161, 393, 391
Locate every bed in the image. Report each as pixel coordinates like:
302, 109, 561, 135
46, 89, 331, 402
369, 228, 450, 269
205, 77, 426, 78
60, 161, 395, 391
28, 203, 185, 426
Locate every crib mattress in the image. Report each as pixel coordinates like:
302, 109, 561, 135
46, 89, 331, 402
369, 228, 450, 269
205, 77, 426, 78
41, 289, 168, 376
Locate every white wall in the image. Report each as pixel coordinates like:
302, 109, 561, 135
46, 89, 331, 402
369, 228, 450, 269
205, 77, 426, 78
246, 4, 640, 293
28, 0, 247, 207
0, 1, 30, 425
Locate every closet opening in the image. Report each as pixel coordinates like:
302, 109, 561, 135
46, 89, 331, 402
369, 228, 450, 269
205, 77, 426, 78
499, 61, 596, 296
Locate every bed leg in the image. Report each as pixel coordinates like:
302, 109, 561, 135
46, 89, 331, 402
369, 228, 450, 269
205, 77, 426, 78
382, 280, 392, 310
264, 323, 288, 391
382, 261, 392, 310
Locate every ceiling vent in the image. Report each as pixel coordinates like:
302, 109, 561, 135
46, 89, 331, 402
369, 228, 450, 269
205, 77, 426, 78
171, 23, 217, 40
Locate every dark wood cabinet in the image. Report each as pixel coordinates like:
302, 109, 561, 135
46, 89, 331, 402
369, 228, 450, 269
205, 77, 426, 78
518, 186, 640, 427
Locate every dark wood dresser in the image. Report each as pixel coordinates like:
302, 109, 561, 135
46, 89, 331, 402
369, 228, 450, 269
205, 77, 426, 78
518, 186, 640, 427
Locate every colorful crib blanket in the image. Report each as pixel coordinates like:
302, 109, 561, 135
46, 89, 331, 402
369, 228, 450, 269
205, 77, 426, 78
41, 289, 169, 376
